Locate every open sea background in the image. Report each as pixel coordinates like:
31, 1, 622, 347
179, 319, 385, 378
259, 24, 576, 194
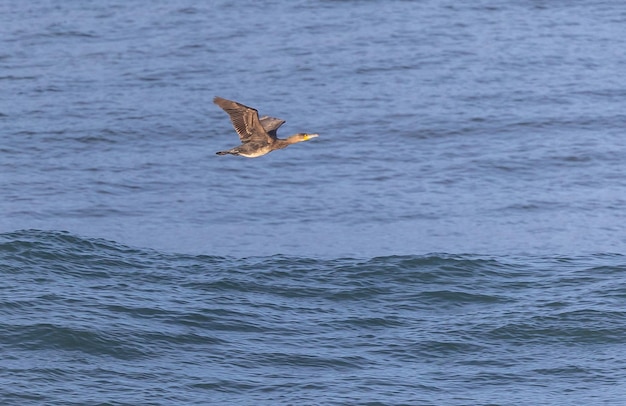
2, 0, 626, 404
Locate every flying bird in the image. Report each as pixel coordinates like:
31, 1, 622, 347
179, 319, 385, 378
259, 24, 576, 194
213, 97, 319, 158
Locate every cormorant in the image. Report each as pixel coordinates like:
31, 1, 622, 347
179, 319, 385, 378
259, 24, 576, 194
214, 97, 319, 158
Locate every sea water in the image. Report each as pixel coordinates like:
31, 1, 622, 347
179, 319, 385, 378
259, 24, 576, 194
2, 1, 626, 404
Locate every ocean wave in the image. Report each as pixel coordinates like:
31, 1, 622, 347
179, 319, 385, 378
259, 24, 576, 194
2, 229, 626, 404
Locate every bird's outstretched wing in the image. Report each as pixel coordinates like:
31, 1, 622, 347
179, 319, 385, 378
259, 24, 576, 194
259, 116, 286, 139
213, 97, 271, 143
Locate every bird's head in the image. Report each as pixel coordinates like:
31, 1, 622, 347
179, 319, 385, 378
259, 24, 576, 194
294, 133, 319, 142
284, 133, 319, 145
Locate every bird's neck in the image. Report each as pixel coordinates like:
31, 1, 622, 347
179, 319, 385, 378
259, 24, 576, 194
273, 135, 301, 149
284, 135, 304, 144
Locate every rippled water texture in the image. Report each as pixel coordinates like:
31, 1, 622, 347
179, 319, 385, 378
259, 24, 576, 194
2, 0, 626, 256
2, 1, 626, 404
2, 230, 626, 405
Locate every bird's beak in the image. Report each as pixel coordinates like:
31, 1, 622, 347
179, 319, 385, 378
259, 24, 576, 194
306, 133, 319, 140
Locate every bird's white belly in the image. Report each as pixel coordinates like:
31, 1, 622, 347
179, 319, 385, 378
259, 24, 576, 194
239, 147, 272, 158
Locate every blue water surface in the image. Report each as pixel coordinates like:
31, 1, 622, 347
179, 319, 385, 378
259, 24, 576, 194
2, 0, 626, 404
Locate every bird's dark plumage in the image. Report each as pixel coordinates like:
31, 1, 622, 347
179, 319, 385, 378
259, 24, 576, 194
259, 116, 286, 138
213, 97, 318, 158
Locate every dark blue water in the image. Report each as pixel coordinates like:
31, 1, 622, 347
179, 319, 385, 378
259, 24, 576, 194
2, 0, 626, 404
2, 230, 626, 405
